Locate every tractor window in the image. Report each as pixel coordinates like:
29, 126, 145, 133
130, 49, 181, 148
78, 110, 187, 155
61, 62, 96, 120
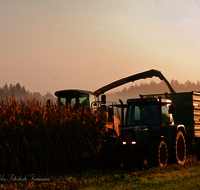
126, 105, 158, 126
71, 94, 89, 109
162, 105, 171, 125
59, 98, 66, 107
135, 106, 140, 120
58, 93, 90, 110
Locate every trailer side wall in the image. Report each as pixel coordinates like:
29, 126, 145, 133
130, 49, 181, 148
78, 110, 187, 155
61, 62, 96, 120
140, 91, 200, 138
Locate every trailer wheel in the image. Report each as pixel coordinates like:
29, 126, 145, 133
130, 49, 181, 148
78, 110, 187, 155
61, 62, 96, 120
171, 130, 186, 165
148, 139, 168, 167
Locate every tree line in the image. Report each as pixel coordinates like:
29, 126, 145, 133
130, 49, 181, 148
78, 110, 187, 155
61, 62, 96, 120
106, 79, 200, 103
0, 83, 56, 103
1, 79, 200, 104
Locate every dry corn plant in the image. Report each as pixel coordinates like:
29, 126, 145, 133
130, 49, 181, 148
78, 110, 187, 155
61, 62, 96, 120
0, 97, 106, 175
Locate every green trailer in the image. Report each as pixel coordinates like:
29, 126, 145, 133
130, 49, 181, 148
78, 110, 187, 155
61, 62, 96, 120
140, 91, 200, 158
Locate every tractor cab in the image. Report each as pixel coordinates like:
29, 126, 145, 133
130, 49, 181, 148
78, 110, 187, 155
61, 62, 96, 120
125, 98, 174, 128
54, 89, 96, 111
55, 89, 120, 137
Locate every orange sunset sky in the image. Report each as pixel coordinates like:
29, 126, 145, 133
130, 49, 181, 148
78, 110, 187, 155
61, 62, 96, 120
1, 0, 200, 95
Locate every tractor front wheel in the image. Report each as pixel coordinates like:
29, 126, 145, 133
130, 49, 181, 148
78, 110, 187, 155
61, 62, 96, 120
148, 139, 168, 167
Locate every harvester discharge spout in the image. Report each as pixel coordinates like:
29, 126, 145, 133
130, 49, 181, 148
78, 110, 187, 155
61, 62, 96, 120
94, 69, 175, 96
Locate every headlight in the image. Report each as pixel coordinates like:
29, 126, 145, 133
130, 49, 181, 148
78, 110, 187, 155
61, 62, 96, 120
122, 141, 136, 145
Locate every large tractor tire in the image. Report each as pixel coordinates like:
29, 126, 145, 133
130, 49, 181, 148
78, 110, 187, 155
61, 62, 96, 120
148, 139, 168, 167
171, 130, 186, 165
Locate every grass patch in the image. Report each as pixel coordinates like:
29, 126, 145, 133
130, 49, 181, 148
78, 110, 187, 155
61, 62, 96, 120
78, 161, 200, 190
0, 159, 200, 189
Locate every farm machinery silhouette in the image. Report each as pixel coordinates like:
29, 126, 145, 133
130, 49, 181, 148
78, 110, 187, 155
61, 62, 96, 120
54, 69, 200, 166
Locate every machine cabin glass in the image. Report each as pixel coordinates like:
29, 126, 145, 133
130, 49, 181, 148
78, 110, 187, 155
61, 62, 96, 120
55, 90, 95, 110
126, 104, 159, 126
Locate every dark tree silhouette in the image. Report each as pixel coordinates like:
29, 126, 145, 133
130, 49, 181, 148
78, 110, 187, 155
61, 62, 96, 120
1, 80, 200, 104
0, 83, 56, 103
106, 79, 200, 103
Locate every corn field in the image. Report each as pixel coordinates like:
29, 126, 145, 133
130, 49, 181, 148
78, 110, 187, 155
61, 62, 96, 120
0, 97, 106, 175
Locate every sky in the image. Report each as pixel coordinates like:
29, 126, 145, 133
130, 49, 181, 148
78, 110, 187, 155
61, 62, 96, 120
1, 0, 200, 95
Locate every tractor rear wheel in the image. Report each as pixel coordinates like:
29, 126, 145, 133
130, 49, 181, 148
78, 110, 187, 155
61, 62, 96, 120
148, 139, 168, 167
171, 130, 186, 165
